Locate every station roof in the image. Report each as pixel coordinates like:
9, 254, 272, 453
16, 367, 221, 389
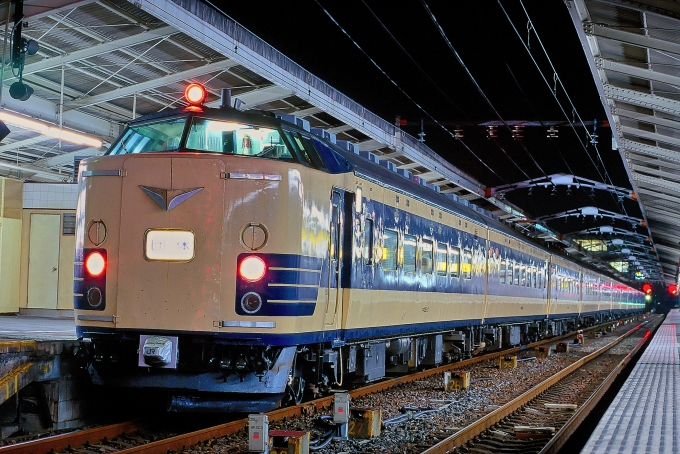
0, 0, 678, 286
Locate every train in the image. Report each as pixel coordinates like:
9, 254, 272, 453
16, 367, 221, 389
73, 83, 645, 412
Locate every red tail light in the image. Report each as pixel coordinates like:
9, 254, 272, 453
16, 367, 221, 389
85, 251, 106, 277
240, 256, 266, 282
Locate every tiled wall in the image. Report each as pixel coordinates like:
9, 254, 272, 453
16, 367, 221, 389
23, 183, 78, 209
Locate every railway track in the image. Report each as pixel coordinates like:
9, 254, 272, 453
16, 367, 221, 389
422, 316, 660, 454
0, 316, 651, 454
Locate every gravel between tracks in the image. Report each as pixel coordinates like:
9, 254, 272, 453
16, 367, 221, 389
175, 324, 646, 454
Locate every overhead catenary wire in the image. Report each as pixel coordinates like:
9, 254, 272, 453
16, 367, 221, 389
359, 0, 466, 118
518, 0, 613, 185
420, 0, 550, 185
312, 0, 508, 183
498, 0, 623, 211
502, 62, 597, 201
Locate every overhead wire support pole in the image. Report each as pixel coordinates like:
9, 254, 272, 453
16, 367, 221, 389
59, 64, 64, 148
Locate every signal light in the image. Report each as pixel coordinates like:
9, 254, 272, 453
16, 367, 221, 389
668, 284, 678, 296
185, 83, 207, 105
240, 256, 266, 282
641, 282, 653, 295
85, 251, 106, 277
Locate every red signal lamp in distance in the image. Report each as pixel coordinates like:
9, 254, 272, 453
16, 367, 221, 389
641, 282, 653, 295
668, 284, 678, 296
185, 83, 207, 105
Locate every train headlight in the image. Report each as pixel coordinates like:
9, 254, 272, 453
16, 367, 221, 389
87, 287, 103, 308
240, 256, 266, 282
241, 292, 263, 314
85, 251, 106, 277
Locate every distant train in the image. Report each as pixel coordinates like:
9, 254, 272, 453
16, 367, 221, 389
73, 83, 645, 412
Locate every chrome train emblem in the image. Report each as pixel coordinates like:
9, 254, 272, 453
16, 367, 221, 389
139, 186, 203, 211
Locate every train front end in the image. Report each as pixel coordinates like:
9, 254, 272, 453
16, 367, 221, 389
73, 84, 338, 412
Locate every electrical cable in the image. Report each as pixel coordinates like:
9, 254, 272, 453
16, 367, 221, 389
311, 0, 504, 181
503, 62, 584, 187
518, 1, 613, 184
499, 1, 623, 211
420, 0, 551, 185
359, 0, 465, 117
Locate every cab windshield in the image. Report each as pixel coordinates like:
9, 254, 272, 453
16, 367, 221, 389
185, 117, 293, 159
107, 117, 186, 154
107, 116, 295, 162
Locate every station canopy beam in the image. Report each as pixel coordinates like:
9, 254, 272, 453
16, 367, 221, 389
485, 173, 635, 200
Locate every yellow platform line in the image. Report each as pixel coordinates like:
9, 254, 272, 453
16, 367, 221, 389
0, 340, 37, 353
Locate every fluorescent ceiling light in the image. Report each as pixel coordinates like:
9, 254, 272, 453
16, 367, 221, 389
0, 111, 103, 148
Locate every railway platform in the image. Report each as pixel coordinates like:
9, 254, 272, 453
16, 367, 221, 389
581, 309, 680, 453
0, 315, 84, 437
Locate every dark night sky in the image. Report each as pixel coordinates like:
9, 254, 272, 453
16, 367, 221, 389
214, 1, 634, 224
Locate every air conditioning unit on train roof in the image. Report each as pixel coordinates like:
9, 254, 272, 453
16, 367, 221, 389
336, 140, 359, 154
380, 160, 397, 172
427, 183, 440, 193
397, 168, 411, 179
310, 127, 336, 143
359, 150, 379, 164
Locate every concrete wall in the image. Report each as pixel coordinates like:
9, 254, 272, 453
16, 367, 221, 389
0, 178, 23, 313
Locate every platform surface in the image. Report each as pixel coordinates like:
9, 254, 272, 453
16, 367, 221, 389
581, 310, 680, 453
0, 315, 77, 341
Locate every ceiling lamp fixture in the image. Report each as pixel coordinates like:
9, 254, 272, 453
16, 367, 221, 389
547, 127, 558, 139
511, 125, 524, 139
0, 111, 102, 148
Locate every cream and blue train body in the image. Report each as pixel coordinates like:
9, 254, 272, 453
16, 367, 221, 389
73, 92, 644, 412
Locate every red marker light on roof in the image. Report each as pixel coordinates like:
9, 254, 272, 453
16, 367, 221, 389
85, 251, 106, 277
185, 83, 207, 105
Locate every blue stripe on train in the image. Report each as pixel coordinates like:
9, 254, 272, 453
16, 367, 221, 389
236, 253, 322, 317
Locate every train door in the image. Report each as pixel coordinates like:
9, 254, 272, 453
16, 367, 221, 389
325, 189, 352, 327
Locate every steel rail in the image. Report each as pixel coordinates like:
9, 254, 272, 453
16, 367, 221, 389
110, 319, 637, 454
538, 319, 660, 454
420, 318, 656, 454
0, 318, 641, 454
0, 420, 143, 454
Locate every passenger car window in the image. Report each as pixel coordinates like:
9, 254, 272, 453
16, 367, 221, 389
462, 250, 472, 279
363, 219, 374, 265
449, 247, 460, 278
403, 234, 417, 273
436, 242, 447, 276
421, 240, 434, 275
382, 229, 398, 271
